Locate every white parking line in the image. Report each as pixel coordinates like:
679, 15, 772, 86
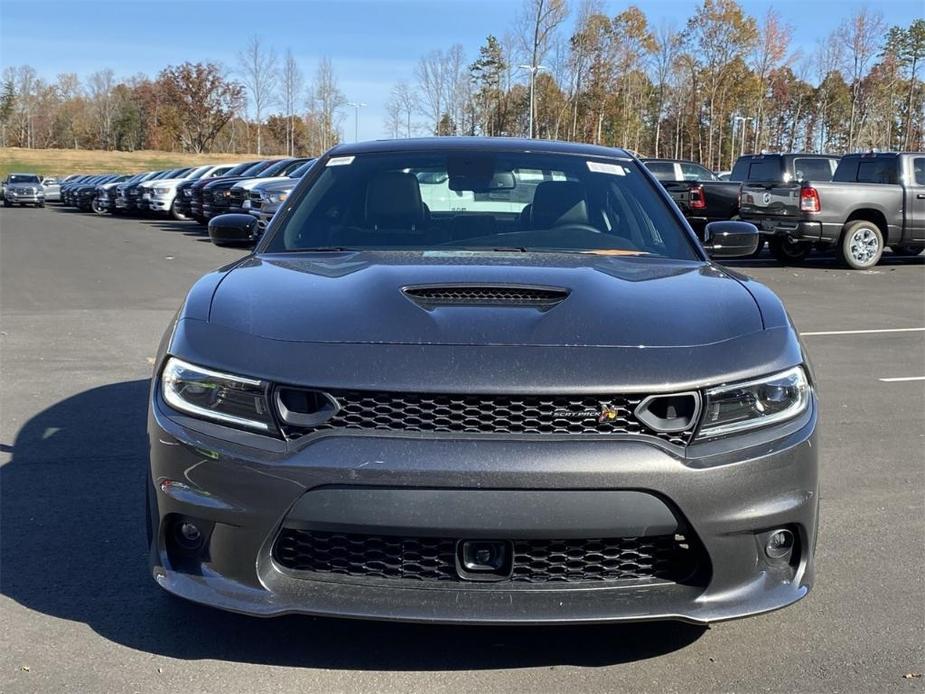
878, 376, 925, 383
801, 327, 925, 336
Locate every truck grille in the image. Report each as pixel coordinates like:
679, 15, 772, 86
279, 390, 694, 445
273, 530, 705, 585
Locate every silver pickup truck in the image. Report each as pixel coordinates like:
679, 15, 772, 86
739, 152, 925, 269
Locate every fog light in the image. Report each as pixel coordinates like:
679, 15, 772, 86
765, 529, 794, 559
174, 520, 203, 551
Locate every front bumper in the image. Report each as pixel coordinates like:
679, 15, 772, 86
148, 194, 175, 212
148, 393, 818, 624
5, 191, 44, 204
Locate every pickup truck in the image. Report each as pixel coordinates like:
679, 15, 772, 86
739, 152, 925, 269
641, 159, 741, 240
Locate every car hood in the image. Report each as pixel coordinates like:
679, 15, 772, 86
235, 176, 290, 191
207, 252, 764, 348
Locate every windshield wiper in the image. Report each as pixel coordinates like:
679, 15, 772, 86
286, 247, 360, 253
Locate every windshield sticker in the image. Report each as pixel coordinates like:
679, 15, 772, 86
326, 156, 355, 167
586, 161, 626, 176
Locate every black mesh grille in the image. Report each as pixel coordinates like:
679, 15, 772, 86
273, 530, 704, 585
403, 285, 568, 307
282, 391, 692, 446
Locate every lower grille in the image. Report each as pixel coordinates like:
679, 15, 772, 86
273, 530, 704, 585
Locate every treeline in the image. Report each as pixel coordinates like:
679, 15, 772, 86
0, 37, 346, 157
1, 1, 923, 168
386, 1, 925, 169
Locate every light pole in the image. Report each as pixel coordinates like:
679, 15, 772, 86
518, 64, 547, 139
731, 115, 745, 170
347, 102, 366, 142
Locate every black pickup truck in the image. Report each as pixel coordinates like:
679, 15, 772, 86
642, 159, 740, 239
739, 152, 925, 269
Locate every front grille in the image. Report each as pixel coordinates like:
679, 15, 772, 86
273, 530, 704, 585
404, 285, 568, 308
280, 390, 693, 445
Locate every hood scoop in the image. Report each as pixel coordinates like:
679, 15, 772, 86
403, 284, 569, 310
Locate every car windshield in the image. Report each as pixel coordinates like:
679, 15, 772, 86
187, 166, 213, 180
288, 159, 316, 178
9, 174, 41, 184
266, 150, 699, 260
258, 159, 294, 177
224, 161, 258, 176
242, 160, 275, 177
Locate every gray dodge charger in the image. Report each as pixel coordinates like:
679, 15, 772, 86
147, 137, 818, 624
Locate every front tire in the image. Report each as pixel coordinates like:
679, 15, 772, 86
171, 199, 189, 221
840, 220, 883, 269
769, 236, 810, 264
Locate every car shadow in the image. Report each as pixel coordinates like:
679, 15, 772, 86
1, 380, 707, 670
722, 250, 925, 270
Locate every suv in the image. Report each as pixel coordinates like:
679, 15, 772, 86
739, 152, 925, 268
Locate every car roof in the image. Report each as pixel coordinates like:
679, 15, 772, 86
737, 153, 840, 159
641, 158, 705, 165
329, 137, 634, 159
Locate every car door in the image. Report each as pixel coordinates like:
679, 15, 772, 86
908, 156, 925, 242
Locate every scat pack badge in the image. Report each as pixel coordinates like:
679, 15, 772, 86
553, 403, 621, 423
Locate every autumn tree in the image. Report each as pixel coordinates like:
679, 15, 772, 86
684, 0, 758, 169
158, 62, 244, 153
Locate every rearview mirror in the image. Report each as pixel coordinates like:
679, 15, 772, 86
208, 213, 259, 248
703, 221, 760, 258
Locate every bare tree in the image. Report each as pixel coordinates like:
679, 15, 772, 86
87, 69, 116, 149
238, 35, 278, 155
309, 57, 346, 152
281, 49, 303, 155
751, 9, 791, 151
518, 0, 569, 137
841, 7, 884, 150
385, 81, 417, 137
415, 50, 448, 134
652, 21, 680, 156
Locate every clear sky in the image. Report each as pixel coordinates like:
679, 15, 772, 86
1, 0, 922, 143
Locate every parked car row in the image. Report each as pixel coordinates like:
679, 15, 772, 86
49, 157, 315, 232
643, 151, 925, 268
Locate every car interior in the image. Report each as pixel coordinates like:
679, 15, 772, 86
276, 156, 695, 259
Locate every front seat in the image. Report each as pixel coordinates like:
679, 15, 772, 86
529, 181, 589, 229
365, 171, 426, 231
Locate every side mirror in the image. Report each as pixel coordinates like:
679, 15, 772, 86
703, 221, 760, 258
208, 213, 259, 248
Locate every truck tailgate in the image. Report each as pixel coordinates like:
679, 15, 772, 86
739, 182, 802, 224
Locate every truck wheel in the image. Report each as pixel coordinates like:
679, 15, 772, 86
748, 238, 766, 258
840, 221, 883, 269
890, 244, 923, 257
171, 200, 189, 222
769, 237, 810, 265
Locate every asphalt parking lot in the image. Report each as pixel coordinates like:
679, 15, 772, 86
1, 205, 923, 693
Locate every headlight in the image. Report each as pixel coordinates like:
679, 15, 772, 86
698, 366, 810, 438
153, 187, 171, 195
161, 357, 275, 432
268, 191, 289, 203
221, 189, 232, 198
